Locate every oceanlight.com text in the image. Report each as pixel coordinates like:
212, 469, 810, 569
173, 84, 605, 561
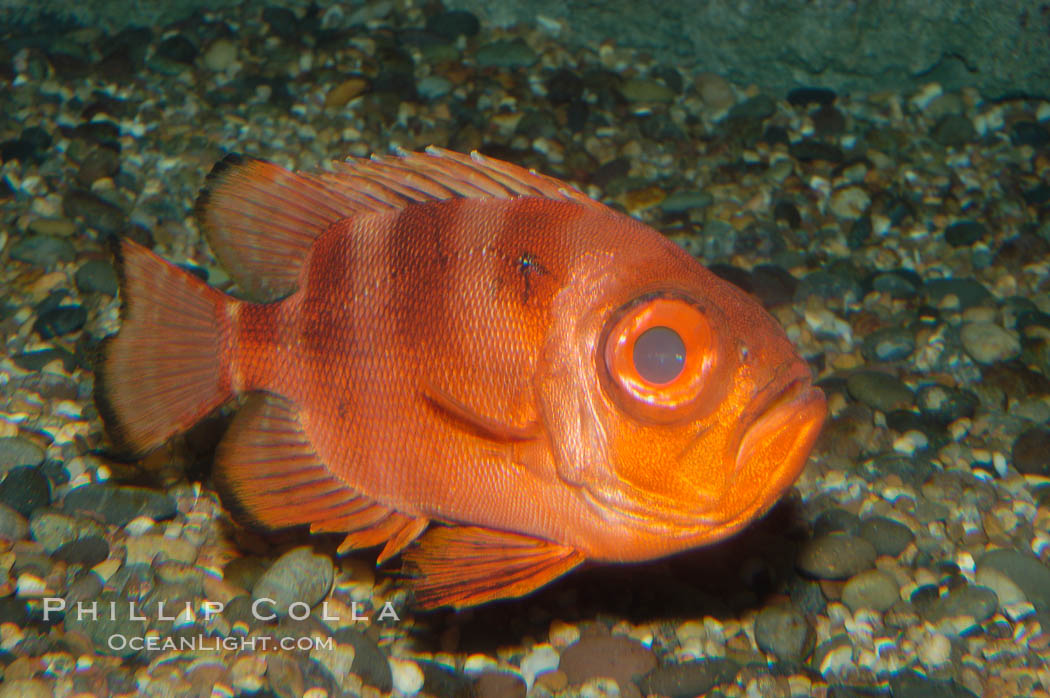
106, 633, 334, 653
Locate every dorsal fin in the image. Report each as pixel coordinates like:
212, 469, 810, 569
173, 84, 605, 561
194, 148, 602, 302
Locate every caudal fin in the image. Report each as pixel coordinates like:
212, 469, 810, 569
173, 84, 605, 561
94, 238, 234, 454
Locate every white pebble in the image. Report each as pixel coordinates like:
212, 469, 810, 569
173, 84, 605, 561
388, 657, 424, 696
519, 643, 560, 690
918, 632, 950, 669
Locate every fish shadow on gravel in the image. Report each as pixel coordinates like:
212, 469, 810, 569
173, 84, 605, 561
412, 496, 810, 653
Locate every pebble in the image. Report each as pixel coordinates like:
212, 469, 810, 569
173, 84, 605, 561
916, 384, 979, 424
52, 534, 110, 567
61, 189, 127, 234
960, 322, 1021, 364
0, 679, 52, 698
660, 190, 713, 214
930, 114, 976, 146
420, 661, 474, 698
324, 77, 370, 108
619, 78, 675, 103
9, 234, 76, 267
694, 72, 734, 111
389, 657, 424, 696
828, 186, 871, 219
0, 466, 51, 517
841, 569, 900, 612
64, 590, 148, 657
944, 220, 988, 247
520, 644, 561, 689
797, 532, 878, 580
29, 510, 105, 553
753, 605, 813, 661
917, 632, 952, 669
332, 627, 392, 692
923, 278, 992, 310
922, 584, 998, 635
1011, 427, 1050, 476
418, 75, 453, 100
976, 549, 1050, 611
637, 659, 739, 698
846, 370, 914, 412
858, 516, 914, 557
0, 503, 28, 540
889, 669, 978, 698
61, 484, 177, 525
860, 326, 916, 362
559, 634, 656, 689
475, 39, 537, 68
74, 259, 119, 296
252, 546, 334, 616
0, 437, 45, 472
33, 305, 87, 338
475, 671, 526, 698
202, 37, 238, 71
425, 10, 480, 40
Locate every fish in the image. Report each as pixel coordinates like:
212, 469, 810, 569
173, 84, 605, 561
94, 147, 826, 609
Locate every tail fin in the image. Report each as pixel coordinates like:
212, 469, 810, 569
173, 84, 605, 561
94, 238, 235, 454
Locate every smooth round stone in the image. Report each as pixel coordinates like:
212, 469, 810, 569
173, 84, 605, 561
331, 627, 392, 691
0, 503, 28, 541
960, 322, 1021, 364
65, 591, 148, 657
252, 546, 334, 615
417, 75, 452, 100
1010, 120, 1050, 147
944, 220, 987, 247
797, 532, 878, 580
812, 507, 861, 536
202, 37, 237, 71
62, 484, 177, 525
1012, 427, 1050, 476
619, 77, 676, 103
9, 234, 76, 267
30, 510, 105, 553
922, 584, 998, 635
923, 278, 992, 310
828, 186, 870, 219
787, 86, 836, 106
75, 259, 119, 296
419, 661, 473, 698
753, 605, 813, 661
0, 466, 51, 517
559, 634, 656, 687
62, 189, 127, 234
425, 9, 479, 39
0, 436, 45, 471
520, 644, 560, 689
475, 39, 537, 68
390, 657, 424, 695
156, 33, 197, 63
76, 147, 120, 186
53, 534, 109, 567
796, 269, 862, 302
728, 94, 776, 121
861, 326, 916, 362
660, 190, 713, 214
637, 659, 739, 698
916, 384, 979, 423
34, 304, 87, 338
846, 370, 914, 412
842, 569, 900, 612
858, 516, 914, 557
930, 114, 975, 146
888, 669, 978, 698
789, 138, 844, 163
474, 671, 526, 698
977, 549, 1050, 611
870, 269, 921, 299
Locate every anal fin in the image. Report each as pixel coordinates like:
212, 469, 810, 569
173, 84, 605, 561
214, 393, 428, 559
402, 525, 585, 609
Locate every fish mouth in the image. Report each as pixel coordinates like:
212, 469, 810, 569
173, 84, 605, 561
732, 377, 826, 515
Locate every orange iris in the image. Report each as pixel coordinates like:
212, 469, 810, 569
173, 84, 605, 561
602, 297, 718, 423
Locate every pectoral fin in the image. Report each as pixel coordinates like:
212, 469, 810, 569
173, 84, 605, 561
402, 525, 585, 609
214, 392, 428, 560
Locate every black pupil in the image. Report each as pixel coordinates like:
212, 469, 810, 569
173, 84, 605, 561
633, 326, 686, 384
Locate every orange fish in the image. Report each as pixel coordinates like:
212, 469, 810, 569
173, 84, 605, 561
94, 148, 826, 609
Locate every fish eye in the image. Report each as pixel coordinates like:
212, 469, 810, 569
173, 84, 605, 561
602, 296, 719, 423
633, 326, 686, 384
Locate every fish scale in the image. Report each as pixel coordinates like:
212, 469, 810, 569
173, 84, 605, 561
94, 147, 826, 609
